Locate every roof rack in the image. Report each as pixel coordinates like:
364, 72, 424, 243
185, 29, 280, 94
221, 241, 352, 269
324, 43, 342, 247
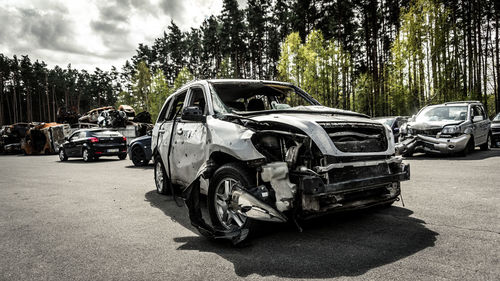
444, 100, 481, 105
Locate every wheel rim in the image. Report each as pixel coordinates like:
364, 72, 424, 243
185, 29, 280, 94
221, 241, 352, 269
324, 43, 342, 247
215, 177, 247, 229
59, 149, 64, 160
83, 150, 88, 161
155, 162, 163, 192
488, 136, 491, 149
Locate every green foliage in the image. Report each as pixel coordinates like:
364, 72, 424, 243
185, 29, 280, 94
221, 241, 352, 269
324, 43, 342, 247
132, 61, 152, 112
278, 30, 352, 109
149, 69, 170, 122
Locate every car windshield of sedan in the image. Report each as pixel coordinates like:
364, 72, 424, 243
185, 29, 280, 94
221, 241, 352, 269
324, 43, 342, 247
209, 82, 316, 114
493, 113, 500, 121
416, 106, 468, 122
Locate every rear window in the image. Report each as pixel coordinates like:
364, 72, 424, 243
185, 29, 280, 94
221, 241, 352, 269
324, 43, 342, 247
88, 131, 122, 137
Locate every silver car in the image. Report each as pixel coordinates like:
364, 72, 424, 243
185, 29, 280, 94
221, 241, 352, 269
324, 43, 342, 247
398, 101, 492, 156
152, 79, 410, 243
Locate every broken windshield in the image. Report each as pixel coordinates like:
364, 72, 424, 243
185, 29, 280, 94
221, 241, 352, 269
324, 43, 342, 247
209, 82, 315, 114
416, 106, 468, 122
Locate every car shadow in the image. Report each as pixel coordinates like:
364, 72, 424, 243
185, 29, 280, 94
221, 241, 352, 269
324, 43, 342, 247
124, 164, 153, 170
405, 147, 500, 161
56, 158, 124, 164
145, 190, 438, 278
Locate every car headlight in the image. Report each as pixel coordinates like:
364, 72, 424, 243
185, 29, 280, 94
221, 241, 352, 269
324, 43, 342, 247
441, 125, 459, 135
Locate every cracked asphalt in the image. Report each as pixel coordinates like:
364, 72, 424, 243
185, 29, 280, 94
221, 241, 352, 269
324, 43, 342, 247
0, 149, 499, 281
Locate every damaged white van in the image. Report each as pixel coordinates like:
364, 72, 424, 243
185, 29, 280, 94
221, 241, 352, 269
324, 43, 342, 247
152, 79, 410, 243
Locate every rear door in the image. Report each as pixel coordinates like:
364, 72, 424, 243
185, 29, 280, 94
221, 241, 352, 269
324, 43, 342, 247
169, 86, 208, 186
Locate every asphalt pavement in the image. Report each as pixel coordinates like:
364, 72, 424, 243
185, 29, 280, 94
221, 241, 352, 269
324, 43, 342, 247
0, 149, 499, 281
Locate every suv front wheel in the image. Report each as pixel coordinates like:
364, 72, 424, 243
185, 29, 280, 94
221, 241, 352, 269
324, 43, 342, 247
208, 163, 254, 232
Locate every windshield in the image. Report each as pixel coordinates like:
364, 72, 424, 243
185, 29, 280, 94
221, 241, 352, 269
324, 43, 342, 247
493, 113, 500, 121
209, 82, 315, 114
416, 106, 468, 122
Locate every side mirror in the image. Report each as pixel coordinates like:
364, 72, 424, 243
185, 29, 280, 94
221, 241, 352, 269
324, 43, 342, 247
64, 136, 69, 141
409, 115, 416, 122
147, 130, 152, 136
181, 106, 205, 122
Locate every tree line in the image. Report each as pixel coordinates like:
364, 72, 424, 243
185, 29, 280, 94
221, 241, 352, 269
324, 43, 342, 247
1, 0, 499, 125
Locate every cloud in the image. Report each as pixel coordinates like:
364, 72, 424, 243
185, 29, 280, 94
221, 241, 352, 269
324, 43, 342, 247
0, 0, 233, 71
0, 6, 87, 56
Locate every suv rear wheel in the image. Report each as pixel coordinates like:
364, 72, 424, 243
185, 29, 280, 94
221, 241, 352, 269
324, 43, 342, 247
154, 156, 171, 195
208, 163, 254, 231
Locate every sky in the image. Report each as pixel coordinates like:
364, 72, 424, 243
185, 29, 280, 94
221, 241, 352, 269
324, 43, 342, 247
0, 0, 246, 71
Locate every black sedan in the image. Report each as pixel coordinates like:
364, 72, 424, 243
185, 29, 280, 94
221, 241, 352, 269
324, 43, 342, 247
59, 129, 127, 162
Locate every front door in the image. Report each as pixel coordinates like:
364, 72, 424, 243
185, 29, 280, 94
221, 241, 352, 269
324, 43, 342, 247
170, 86, 208, 187
65, 132, 79, 156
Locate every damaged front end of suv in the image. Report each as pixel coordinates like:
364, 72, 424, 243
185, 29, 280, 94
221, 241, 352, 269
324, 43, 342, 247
152, 79, 410, 244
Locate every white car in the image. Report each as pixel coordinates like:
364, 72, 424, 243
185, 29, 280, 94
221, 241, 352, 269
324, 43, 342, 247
152, 79, 410, 243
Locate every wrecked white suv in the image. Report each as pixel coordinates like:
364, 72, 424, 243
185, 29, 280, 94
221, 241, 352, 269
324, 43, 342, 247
152, 79, 410, 243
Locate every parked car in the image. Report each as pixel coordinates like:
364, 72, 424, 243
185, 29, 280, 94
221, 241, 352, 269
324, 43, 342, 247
373, 116, 408, 142
59, 129, 127, 162
0, 123, 31, 154
152, 79, 410, 243
128, 134, 152, 166
398, 101, 491, 156
491, 113, 500, 147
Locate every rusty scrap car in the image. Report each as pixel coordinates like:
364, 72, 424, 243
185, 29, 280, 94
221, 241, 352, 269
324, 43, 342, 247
398, 101, 492, 156
21, 123, 70, 155
152, 79, 410, 243
59, 129, 127, 162
1, 123, 30, 154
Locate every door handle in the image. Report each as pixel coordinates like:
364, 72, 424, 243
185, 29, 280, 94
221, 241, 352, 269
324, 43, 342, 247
177, 128, 183, 135
158, 129, 165, 133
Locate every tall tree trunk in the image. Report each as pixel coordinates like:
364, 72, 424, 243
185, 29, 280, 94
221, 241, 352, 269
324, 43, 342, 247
13, 83, 17, 123
0, 74, 3, 125
45, 73, 50, 121
496, 13, 500, 113
52, 85, 56, 122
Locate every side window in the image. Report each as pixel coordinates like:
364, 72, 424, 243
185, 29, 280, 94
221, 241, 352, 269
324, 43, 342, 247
157, 98, 172, 122
473, 106, 483, 121
188, 87, 207, 114
166, 91, 187, 121
478, 106, 487, 119
69, 132, 79, 141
